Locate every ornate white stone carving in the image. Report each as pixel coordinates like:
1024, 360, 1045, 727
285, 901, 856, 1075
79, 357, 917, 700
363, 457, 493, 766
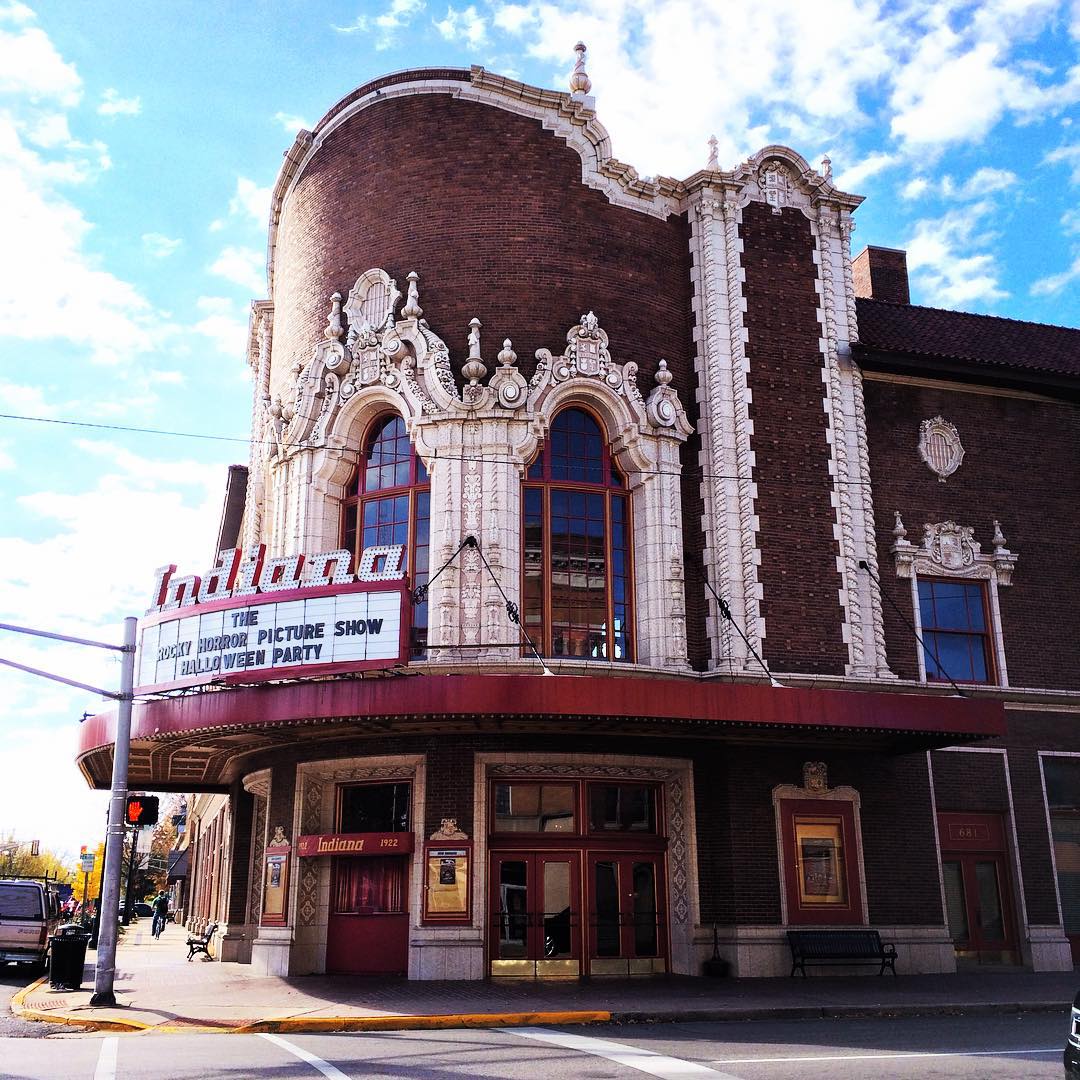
760, 160, 793, 214
489, 338, 527, 410
918, 416, 965, 482
892, 514, 1016, 684
569, 41, 592, 96
893, 518, 1017, 585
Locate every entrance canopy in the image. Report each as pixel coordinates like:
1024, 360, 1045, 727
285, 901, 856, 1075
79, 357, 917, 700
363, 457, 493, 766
76, 672, 1004, 790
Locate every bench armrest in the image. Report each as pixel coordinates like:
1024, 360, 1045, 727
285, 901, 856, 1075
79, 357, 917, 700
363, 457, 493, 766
881, 942, 898, 956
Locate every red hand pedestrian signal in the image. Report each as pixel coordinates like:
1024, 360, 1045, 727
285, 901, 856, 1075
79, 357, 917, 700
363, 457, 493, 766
124, 795, 159, 827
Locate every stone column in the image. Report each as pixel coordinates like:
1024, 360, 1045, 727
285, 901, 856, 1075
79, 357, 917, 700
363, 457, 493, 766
218, 782, 256, 963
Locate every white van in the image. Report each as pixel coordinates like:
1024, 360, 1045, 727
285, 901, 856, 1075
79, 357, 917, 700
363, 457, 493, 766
0, 879, 61, 972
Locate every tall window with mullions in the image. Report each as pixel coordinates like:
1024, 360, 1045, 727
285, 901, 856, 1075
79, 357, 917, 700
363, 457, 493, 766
342, 414, 430, 657
523, 407, 632, 661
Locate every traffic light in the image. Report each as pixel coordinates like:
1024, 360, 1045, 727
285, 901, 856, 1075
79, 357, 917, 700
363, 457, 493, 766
30, 840, 39, 857
125, 795, 159, 827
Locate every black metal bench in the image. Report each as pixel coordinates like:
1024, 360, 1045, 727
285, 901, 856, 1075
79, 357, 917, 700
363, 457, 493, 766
787, 929, 897, 976
186, 921, 219, 961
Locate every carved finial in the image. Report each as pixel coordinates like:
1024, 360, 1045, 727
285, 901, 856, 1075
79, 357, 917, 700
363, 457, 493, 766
580, 310, 599, 334
654, 358, 673, 386
324, 292, 343, 340
570, 41, 592, 95
498, 338, 517, 367
401, 271, 423, 319
821, 155, 832, 180
893, 510, 907, 542
707, 135, 719, 169
462, 318, 487, 385
992, 519, 1007, 552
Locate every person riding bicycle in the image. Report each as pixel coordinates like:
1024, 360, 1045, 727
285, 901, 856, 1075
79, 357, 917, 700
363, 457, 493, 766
151, 890, 169, 938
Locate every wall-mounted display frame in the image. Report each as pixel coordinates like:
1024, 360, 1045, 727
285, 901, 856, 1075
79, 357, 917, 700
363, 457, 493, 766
422, 841, 472, 924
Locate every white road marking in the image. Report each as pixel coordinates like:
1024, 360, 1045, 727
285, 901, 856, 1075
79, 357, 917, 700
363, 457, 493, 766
259, 1032, 353, 1079
94, 1037, 118, 1080
710, 1047, 1061, 1064
504, 1026, 739, 1078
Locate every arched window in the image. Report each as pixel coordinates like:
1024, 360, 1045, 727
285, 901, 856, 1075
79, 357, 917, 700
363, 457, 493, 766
342, 415, 430, 657
523, 408, 632, 661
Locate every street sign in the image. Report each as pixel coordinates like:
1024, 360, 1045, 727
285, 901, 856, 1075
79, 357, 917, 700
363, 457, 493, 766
136, 828, 153, 854
79, 853, 95, 873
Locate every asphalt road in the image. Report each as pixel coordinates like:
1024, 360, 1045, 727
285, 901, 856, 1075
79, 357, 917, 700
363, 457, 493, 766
0, 1011, 1071, 1078
0, 964, 68, 1038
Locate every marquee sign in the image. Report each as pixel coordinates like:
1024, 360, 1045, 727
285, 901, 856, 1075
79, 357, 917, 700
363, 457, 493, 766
135, 542, 410, 692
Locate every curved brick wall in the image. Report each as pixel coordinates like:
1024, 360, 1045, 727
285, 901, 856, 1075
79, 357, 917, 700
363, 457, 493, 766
269, 91, 693, 404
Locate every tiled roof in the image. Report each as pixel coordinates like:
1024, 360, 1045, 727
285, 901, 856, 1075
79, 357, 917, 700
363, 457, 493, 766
854, 297, 1080, 381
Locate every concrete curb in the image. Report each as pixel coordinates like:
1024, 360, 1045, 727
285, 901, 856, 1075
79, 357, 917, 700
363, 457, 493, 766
8, 995, 1069, 1035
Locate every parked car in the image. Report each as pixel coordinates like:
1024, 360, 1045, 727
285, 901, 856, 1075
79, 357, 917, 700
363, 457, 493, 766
1066, 990, 1080, 1078
0, 879, 60, 973
132, 902, 154, 919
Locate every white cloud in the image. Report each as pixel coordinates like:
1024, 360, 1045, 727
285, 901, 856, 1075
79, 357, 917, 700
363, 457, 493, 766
488, 0, 1079, 178
1045, 142, 1080, 184
0, 439, 226, 858
900, 176, 930, 200
1062, 207, 1080, 235
210, 244, 265, 293
142, 231, 181, 258
274, 111, 310, 133
834, 151, 895, 190
1030, 254, 1080, 295
434, 4, 488, 46
0, 112, 158, 363
193, 295, 248, 356
210, 175, 272, 232
97, 87, 141, 117
334, 0, 424, 49
0, 13, 81, 105
906, 199, 1009, 307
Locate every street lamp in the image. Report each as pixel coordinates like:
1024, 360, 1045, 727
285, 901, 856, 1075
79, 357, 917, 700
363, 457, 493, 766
0, 616, 137, 1006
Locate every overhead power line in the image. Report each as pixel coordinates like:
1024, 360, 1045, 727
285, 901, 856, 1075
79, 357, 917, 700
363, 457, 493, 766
0, 411, 883, 488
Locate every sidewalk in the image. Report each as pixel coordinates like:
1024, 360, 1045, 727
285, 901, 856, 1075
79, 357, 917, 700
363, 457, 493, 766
12, 924, 1078, 1034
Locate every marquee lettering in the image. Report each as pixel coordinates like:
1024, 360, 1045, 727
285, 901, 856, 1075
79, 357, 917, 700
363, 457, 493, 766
148, 543, 405, 613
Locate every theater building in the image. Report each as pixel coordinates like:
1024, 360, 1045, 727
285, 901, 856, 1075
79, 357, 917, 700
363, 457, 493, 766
78, 51, 1080, 980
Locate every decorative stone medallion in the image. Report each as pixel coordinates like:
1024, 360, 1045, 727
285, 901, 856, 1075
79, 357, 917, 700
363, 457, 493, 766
918, 416, 964, 482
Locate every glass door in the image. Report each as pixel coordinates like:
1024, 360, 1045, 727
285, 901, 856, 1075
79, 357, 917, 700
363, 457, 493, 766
587, 853, 667, 975
942, 853, 1018, 964
489, 852, 580, 976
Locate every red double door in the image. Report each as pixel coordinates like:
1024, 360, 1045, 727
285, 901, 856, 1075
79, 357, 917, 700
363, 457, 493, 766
489, 849, 666, 976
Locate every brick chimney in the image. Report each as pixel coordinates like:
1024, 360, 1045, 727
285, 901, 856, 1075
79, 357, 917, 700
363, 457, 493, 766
852, 245, 910, 304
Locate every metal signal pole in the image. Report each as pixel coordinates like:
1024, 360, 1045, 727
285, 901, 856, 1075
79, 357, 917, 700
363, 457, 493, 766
0, 615, 139, 1005
90, 616, 136, 1005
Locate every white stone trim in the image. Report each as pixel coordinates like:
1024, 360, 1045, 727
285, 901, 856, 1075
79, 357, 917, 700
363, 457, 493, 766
812, 206, 892, 679
688, 193, 762, 671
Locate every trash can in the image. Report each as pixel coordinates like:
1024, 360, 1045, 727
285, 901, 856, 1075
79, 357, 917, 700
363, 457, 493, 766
49, 923, 91, 990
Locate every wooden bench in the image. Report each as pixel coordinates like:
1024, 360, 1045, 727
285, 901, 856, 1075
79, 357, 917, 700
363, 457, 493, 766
787, 929, 897, 977
186, 921, 219, 961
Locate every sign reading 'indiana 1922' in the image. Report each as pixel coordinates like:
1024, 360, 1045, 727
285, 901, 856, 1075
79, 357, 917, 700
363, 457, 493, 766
134, 542, 409, 692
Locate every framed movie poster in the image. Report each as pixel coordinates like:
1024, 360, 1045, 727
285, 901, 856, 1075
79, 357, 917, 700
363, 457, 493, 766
422, 843, 471, 923
779, 800, 864, 925
262, 848, 290, 925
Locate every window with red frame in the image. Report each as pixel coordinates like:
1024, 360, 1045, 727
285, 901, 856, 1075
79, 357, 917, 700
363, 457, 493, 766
523, 408, 632, 662
342, 414, 429, 657
917, 578, 993, 684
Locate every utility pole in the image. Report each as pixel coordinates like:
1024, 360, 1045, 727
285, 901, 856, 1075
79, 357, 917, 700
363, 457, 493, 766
90, 616, 136, 1005
0, 616, 138, 1005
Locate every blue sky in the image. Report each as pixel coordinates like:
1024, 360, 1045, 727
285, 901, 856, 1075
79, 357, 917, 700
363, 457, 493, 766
1, 0, 1078, 861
